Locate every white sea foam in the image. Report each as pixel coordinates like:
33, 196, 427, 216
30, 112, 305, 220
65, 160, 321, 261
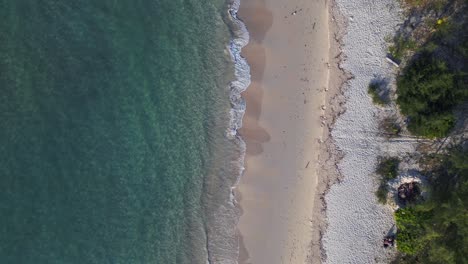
227, 0, 250, 140
204, 0, 250, 263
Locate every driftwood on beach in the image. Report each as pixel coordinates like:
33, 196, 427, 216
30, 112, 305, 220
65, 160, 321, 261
386, 57, 400, 67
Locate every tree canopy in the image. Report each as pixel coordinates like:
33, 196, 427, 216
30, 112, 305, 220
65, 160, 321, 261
396, 52, 467, 138
394, 149, 468, 264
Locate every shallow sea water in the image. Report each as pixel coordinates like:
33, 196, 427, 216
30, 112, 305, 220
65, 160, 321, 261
0, 1, 244, 263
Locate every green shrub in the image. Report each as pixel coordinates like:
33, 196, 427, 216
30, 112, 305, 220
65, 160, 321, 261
423, 41, 439, 53
431, 0, 448, 12
374, 157, 399, 204
395, 207, 434, 254
396, 52, 467, 138
368, 82, 387, 106
394, 149, 468, 263
406, 112, 455, 138
376, 157, 400, 180
389, 36, 417, 61
433, 18, 454, 40
458, 38, 468, 57
376, 183, 388, 204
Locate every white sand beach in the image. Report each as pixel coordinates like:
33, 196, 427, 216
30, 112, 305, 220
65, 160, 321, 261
235, 0, 426, 263
322, 0, 420, 263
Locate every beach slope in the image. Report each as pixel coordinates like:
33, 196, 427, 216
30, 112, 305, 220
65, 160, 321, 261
237, 0, 331, 263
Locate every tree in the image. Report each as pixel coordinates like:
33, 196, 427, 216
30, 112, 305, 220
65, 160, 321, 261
396, 52, 467, 138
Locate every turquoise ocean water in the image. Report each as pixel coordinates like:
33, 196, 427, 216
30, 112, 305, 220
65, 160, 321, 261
0, 1, 249, 263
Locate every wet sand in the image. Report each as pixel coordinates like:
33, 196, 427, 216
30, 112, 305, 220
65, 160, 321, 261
236, 0, 331, 263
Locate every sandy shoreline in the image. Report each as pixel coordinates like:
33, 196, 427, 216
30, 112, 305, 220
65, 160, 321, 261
233, 0, 457, 263
235, 0, 338, 263
234, 0, 411, 262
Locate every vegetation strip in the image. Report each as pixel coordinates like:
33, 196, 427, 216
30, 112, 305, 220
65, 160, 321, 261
367, 0, 467, 262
